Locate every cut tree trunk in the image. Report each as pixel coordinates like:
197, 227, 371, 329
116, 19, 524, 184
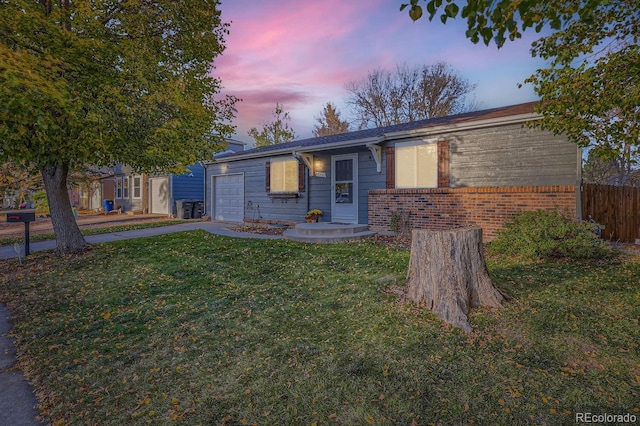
406, 227, 505, 332
41, 163, 87, 255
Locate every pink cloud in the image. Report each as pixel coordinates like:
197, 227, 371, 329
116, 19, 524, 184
216, 0, 545, 143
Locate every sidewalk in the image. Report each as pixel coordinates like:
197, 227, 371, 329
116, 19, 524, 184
0, 303, 44, 426
0, 221, 282, 425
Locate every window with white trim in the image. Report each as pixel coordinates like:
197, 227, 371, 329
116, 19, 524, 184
115, 178, 123, 199
123, 177, 129, 199
132, 176, 142, 199
395, 141, 438, 188
270, 159, 299, 193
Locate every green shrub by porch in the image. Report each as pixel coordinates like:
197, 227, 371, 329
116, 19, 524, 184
488, 209, 611, 260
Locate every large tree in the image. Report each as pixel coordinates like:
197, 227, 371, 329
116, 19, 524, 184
248, 103, 296, 147
401, 0, 640, 161
313, 102, 350, 137
346, 62, 476, 129
583, 145, 639, 186
1, 1, 236, 254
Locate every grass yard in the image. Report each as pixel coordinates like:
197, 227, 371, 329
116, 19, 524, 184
0, 231, 638, 425
0, 220, 185, 246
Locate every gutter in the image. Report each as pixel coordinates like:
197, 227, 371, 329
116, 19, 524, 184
215, 112, 542, 163
382, 112, 542, 140
216, 135, 386, 163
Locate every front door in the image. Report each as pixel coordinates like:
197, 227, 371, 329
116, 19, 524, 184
331, 153, 358, 224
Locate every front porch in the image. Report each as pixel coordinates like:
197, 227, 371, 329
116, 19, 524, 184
283, 222, 376, 243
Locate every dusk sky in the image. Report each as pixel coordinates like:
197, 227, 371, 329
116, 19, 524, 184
215, 0, 550, 145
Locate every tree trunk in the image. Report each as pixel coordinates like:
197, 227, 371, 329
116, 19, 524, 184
41, 163, 87, 255
406, 227, 505, 332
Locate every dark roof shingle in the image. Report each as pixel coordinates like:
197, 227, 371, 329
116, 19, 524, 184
219, 101, 539, 159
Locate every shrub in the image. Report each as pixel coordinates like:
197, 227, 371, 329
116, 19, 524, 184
32, 190, 50, 217
488, 209, 611, 260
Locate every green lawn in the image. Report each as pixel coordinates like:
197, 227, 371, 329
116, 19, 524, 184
0, 220, 185, 246
1, 231, 638, 425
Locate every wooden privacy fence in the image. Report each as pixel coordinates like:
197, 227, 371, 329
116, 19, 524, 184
582, 184, 640, 243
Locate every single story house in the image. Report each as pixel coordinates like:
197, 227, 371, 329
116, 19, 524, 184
204, 102, 582, 239
100, 139, 245, 216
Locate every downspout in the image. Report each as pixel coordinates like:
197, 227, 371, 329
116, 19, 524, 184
202, 161, 207, 217
307, 166, 311, 215
576, 146, 583, 221
169, 175, 174, 218
145, 177, 149, 214
293, 151, 313, 216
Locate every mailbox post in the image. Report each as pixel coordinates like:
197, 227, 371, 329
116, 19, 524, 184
5, 209, 36, 256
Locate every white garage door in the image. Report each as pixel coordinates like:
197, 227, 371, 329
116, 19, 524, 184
149, 177, 170, 215
213, 174, 244, 222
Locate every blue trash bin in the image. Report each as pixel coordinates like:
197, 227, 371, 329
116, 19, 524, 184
103, 199, 114, 213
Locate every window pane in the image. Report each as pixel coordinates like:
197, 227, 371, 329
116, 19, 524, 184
395, 145, 416, 188
284, 160, 298, 191
271, 162, 284, 192
123, 177, 129, 199
335, 159, 353, 181
416, 144, 437, 187
335, 182, 353, 204
395, 141, 437, 188
133, 176, 142, 198
270, 159, 298, 193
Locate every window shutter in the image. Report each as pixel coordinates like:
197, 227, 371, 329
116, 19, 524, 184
265, 161, 271, 192
437, 140, 450, 188
298, 162, 305, 192
385, 146, 395, 189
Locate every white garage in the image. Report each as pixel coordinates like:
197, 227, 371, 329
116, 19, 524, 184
212, 174, 244, 222
149, 177, 170, 215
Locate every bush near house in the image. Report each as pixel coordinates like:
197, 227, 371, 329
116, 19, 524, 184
488, 209, 612, 261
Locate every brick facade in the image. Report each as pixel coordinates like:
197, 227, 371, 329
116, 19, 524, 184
368, 186, 578, 240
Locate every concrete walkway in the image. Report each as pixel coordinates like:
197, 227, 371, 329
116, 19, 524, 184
0, 303, 44, 426
0, 221, 281, 425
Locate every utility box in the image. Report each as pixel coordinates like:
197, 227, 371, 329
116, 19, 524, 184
6, 210, 36, 223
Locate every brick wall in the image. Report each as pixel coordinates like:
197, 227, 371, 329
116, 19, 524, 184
368, 186, 577, 240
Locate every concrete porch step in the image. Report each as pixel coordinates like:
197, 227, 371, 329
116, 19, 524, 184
283, 222, 376, 243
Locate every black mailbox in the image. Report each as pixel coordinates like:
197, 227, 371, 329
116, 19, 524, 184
5, 209, 36, 256
6, 211, 36, 223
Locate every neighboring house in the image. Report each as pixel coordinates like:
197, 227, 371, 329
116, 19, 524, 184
204, 103, 582, 239
118, 138, 246, 216
68, 180, 103, 211
101, 164, 146, 213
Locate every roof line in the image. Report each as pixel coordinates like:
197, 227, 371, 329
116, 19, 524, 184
211, 109, 540, 163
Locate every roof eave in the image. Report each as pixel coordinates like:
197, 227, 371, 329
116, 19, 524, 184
383, 112, 542, 140
212, 135, 386, 163
210, 111, 542, 164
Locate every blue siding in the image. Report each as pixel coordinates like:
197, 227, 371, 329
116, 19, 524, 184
206, 157, 308, 223
171, 163, 205, 214
206, 149, 386, 225
357, 151, 386, 224
307, 153, 332, 222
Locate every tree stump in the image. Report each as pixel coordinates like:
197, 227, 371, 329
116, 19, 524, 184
406, 227, 505, 332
